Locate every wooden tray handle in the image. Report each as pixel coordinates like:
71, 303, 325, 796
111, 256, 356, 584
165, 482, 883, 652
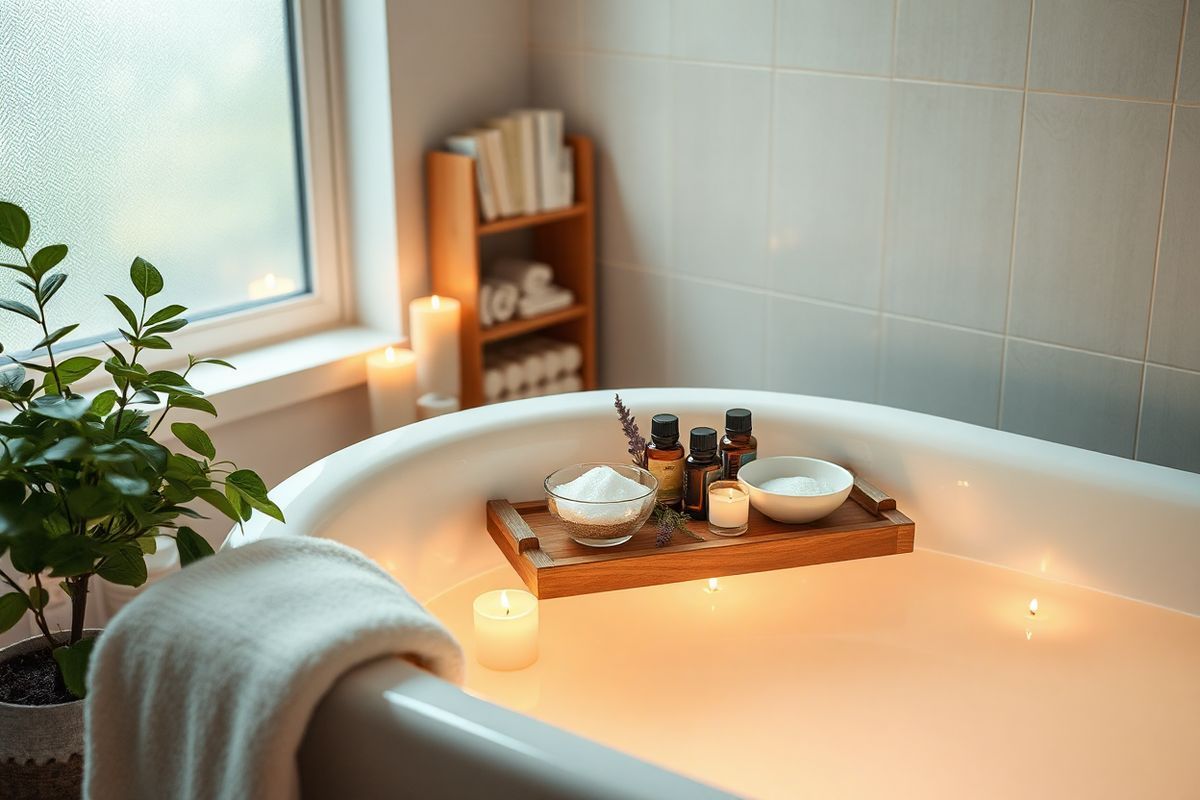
486, 500, 542, 553
849, 477, 897, 515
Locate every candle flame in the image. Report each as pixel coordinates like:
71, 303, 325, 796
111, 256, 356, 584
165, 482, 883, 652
385, 346, 396, 362
704, 577, 720, 593
500, 590, 510, 616
431, 294, 441, 309
1029, 598, 1038, 616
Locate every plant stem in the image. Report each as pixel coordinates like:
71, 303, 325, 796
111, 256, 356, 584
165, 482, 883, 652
112, 295, 147, 432
68, 575, 88, 645
2, 568, 57, 650
19, 247, 65, 396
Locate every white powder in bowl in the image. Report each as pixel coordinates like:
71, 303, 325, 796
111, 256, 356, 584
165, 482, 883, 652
553, 466, 649, 524
759, 476, 834, 496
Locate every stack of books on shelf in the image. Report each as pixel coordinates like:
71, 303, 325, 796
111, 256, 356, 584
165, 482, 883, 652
445, 109, 573, 223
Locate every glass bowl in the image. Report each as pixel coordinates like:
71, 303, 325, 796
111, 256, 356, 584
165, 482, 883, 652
544, 463, 658, 547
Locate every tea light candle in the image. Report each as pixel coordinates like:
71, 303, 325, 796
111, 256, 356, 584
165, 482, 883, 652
473, 589, 538, 670
417, 393, 460, 420
409, 295, 461, 398
366, 346, 417, 433
708, 480, 749, 536
247, 272, 297, 300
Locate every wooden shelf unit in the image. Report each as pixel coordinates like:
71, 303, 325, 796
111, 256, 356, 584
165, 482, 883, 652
426, 134, 597, 408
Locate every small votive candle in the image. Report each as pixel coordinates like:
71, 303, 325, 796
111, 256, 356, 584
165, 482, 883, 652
473, 589, 538, 670
417, 393, 461, 420
707, 480, 749, 536
366, 346, 417, 433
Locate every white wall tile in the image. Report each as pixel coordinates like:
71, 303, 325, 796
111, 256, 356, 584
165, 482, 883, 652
1149, 108, 1200, 371
895, 0, 1031, 87
669, 0, 775, 65
530, 0, 580, 48
583, 54, 671, 270
667, 277, 766, 388
771, 73, 889, 307
766, 298, 879, 401
581, 0, 671, 55
880, 317, 1003, 426
776, 0, 894, 76
1010, 95, 1168, 358
884, 83, 1022, 331
671, 63, 772, 285
1001, 341, 1142, 457
599, 264, 671, 387
1180, 1, 1200, 103
1138, 366, 1200, 472
531, 50, 590, 134
1028, 0, 1184, 99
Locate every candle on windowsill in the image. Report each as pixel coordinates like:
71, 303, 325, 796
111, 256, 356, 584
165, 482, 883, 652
247, 272, 297, 301
473, 589, 538, 670
409, 295, 461, 399
366, 346, 417, 433
707, 480, 749, 536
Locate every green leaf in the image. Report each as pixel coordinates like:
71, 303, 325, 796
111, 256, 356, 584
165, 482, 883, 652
193, 357, 235, 370
29, 394, 90, 420
43, 355, 100, 393
105, 294, 138, 330
0, 202, 30, 249
145, 318, 187, 335
169, 394, 217, 416
136, 536, 158, 555
175, 526, 215, 567
171, 422, 215, 459
38, 272, 67, 304
66, 485, 120, 520
41, 436, 86, 461
227, 469, 284, 522
0, 298, 40, 323
33, 323, 78, 351
90, 389, 118, 416
97, 545, 147, 588
136, 335, 171, 350
129, 388, 160, 405
146, 304, 186, 325
28, 586, 49, 611
129, 256, 163, 298
53, 638, 96, 699
0, 592, 28, 634
0, 366, 25, 393
30, 244, 67, 276
0, 262, 32, 277
197, 488, 239, 521
106, 473, 150, 496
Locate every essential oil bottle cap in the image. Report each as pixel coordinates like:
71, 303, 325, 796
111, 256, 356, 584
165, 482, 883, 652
725, 408, 752, 434
651, 413, 679, 440
690, 426, 718, 452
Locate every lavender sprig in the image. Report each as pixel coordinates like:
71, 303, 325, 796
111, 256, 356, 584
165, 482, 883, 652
614, 393, 647, 467
652, 504, 704, 548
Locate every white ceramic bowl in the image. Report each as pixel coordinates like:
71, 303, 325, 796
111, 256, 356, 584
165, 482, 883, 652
736, 456, 854, 524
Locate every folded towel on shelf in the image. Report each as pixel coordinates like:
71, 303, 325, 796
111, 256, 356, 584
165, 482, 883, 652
558, 341, 582, 374
488, 257, 554, 296
512, 346, 547, 386
85, 536, 463, 800
517, 286, 574, 319
540, 343, 565, 381
480, 278, 518, 327
482, 365, 505, 402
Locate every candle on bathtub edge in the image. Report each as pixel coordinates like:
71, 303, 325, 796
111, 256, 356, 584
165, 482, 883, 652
707, 480, 749, 536
417, 393, 460, 420
473, 589, 538, 670
409, 295, 461, 398
366, 346, 417, 433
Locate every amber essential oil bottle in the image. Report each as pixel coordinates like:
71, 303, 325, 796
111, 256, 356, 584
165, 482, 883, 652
720, 408, 758, 480
683, 427, 723, 520
645, 413, 685, 510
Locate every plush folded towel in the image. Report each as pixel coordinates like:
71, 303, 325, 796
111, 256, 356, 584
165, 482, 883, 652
551, 374, 583, 394
480, 278, 518, 326
85, 536, 463, 800
558, 342, 582, 374
517, 286, 574, 319
489, 258, 554, 296
513, 346, 547, 386
491, 356, 524, 393
482, 366, 505, 401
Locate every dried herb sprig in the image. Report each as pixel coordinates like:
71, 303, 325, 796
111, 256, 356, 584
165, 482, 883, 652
652, 504, 704, 548
614, 393, 647, 467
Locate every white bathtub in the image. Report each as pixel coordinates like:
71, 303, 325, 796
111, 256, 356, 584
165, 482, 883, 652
233, 389, 1200, 798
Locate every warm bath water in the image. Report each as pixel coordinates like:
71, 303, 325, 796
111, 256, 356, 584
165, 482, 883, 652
425, 549, 1200, 799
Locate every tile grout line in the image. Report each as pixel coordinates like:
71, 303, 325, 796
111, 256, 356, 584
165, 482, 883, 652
873, 0, 901, 406
762, 0, 781, 391
996, 0, 1037, 432
1133, 0, 1190, 461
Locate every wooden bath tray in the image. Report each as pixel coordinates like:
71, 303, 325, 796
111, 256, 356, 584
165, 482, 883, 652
486, 478, 914, 598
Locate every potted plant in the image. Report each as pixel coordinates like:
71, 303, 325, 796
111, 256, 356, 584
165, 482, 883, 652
0, 201, 282, 798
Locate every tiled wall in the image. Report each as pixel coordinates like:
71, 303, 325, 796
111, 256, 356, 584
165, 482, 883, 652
528, 0, 1200, 472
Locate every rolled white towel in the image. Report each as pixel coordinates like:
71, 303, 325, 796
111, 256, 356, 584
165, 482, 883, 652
484, 278, 518, 325
489, 258, 554, 296
514, 347, 547, 387
541, 343, 565, 380
518, 286, 574, 319
497, 357, 525, 393
482, 366, 505, 402
557, 373, 583, 393
558, 341, 582, 373
478, 283, 495, 327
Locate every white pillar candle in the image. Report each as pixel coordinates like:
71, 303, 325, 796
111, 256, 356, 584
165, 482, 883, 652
247, 272, 297, 300
417, 393, 460, 420
409, 295, 461, 398
366, 346, 417, 433
708, 480, 749, 536
473, 589, 538, 670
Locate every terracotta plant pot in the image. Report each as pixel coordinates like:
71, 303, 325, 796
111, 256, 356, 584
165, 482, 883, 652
0, 630, 101, 800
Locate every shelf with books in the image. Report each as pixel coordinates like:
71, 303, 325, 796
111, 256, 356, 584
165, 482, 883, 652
427, 133, 596, 408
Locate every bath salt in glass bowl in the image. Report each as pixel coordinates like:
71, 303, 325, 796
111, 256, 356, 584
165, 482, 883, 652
544, 463, 658, 547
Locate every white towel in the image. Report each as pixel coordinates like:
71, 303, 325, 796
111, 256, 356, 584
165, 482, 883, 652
488, 258, 554, 296
482, 366, 505, 401
552, 373, 583, 394
492, 357, 524, 392
517, 286, 574, 319
481, 278, 518, 326
84, 537, 463, 800
559, 342, 582, 374
513, 346, 547, 386
540, 343, 565, 380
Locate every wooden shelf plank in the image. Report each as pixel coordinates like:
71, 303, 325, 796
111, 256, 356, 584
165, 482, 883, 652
478, 204, 587, 236
480, 304, 588, 344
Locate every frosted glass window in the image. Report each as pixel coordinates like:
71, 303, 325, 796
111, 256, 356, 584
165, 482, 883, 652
0, 0, 308, 353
